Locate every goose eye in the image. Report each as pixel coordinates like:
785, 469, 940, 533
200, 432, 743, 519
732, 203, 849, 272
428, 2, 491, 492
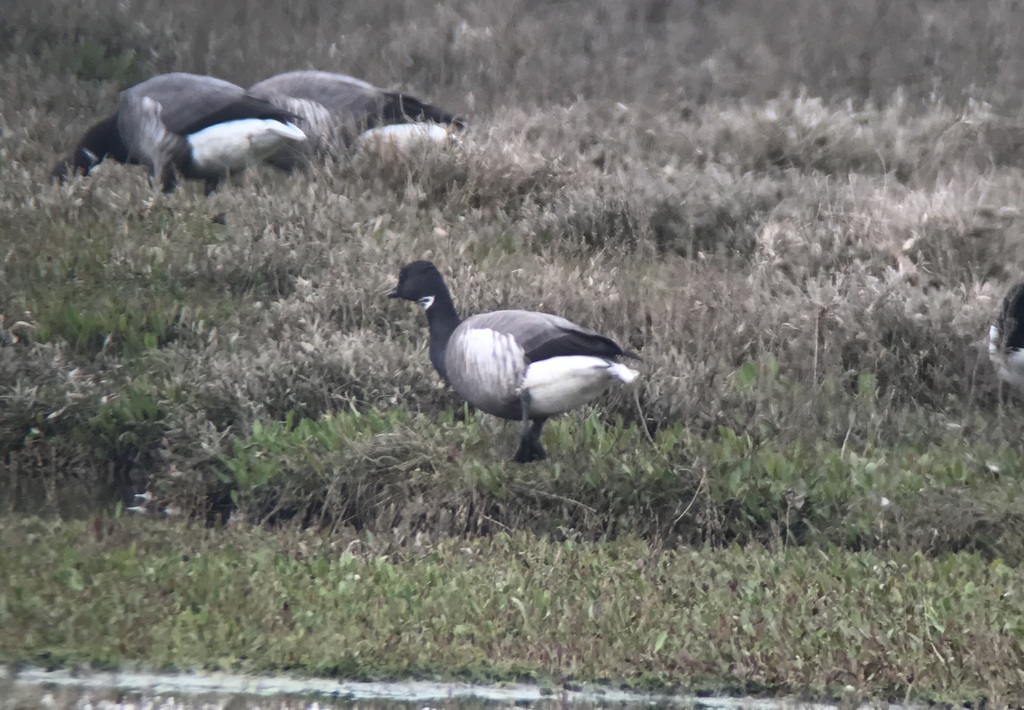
418, 296, 435, 310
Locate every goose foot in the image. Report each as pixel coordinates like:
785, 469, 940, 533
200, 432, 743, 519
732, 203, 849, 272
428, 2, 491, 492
513, 417, 547, 464
152, 161, 178, 194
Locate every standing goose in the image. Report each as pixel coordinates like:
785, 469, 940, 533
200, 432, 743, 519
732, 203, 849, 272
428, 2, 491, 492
248, 70, 465, 170
389, 261, 640, 463
989, 281, 1024, 386
51, 73, 307, 195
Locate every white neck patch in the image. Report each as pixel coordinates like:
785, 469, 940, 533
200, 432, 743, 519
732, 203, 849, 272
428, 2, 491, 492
418, 296, 435, 310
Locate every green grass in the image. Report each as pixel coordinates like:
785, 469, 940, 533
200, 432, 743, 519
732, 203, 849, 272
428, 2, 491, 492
197, 403, 1024, 561
0, 516, 1021, 705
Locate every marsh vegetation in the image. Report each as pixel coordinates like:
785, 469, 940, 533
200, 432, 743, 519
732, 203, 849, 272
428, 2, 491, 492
2, 0, 1024, 704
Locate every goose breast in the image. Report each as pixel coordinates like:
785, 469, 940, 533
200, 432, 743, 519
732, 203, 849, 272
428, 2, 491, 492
446, 315, 528, 419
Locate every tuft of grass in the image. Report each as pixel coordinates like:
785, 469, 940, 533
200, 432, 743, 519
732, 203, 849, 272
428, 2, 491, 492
60, 38, 143, 85
130, 396, 1023, 562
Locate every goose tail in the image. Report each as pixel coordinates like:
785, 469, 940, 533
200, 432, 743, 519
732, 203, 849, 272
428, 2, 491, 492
608, 362, 639, 384
266, 120, 307, 142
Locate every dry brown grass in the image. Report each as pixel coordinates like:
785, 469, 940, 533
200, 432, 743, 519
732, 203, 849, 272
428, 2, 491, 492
2, 0, 1024, 553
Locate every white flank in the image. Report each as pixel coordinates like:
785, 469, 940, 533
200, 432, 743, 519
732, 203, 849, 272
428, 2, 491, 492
188, 119, 307, 172
997, 348, 1024, 387
989, 322, 1024, 386
521, 356, 639, 417
356, 123, 454, 153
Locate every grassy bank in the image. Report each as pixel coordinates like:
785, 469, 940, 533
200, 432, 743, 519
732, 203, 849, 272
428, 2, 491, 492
1, 516, 1022, 706
4, 0, 1024, 540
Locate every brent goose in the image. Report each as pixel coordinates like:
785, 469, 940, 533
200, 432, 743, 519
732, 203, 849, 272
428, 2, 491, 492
989, 281, 1024, 386
247, 70, 464, 170
389, 261, 640, 463
51, 73, 307, 195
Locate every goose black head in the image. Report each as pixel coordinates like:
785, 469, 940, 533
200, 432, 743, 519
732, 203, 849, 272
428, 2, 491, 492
389, 260, 460, 382
389, 260, 449, 311
50, 115, 124, 183
50, 145, 101, 183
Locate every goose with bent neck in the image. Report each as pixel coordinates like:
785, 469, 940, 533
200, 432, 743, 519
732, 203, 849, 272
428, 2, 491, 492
389, 260, 640, 463
51, 72, 307, 195
248, 70, 465, 170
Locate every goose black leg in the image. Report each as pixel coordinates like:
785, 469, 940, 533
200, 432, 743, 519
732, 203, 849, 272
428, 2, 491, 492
203, 176, 221, 196
150, 158, 178, 194
513, 394, 548, 463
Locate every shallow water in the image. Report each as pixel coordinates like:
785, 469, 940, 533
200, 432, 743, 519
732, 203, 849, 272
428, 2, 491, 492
4, 667, 900, 710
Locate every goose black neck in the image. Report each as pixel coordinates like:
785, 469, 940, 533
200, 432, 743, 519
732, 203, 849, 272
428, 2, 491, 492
425, 288, 460, 382
80, 115, 128, 165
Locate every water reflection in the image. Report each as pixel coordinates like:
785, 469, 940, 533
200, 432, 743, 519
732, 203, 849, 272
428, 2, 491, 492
4, 667, 892, 710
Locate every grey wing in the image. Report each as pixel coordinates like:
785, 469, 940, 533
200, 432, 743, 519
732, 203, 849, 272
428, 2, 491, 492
122, 74, 246, 135
249, 71, 389, 154
462, 311, 630, 364
123, 73, 295, 138
250, 71, 385, 116
249, 71, 461, 135
116, 93, 187, 188
250, 94, 336, 168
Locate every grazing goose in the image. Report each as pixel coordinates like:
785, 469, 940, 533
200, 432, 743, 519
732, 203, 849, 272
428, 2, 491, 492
389, 261, 640, 463
51, 73, 307, 195
248, 70, 465, 170
989, 281, 1024, 387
